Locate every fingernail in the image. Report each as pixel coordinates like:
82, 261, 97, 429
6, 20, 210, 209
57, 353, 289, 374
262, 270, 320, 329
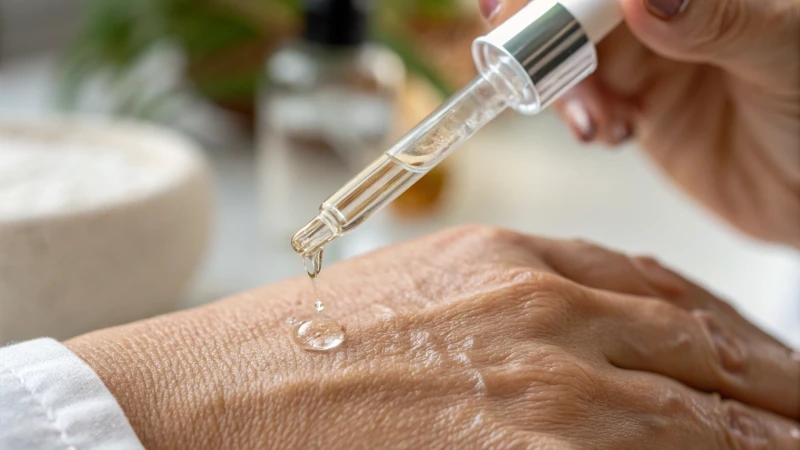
644, 0, 690, 20
631, 256, 688, 297
609, 122, 635, 145
564, 99, 597, 142
479, 0, 502, 21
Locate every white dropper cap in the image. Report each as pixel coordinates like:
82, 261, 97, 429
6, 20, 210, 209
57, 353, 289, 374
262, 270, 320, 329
472, 0, 622, 114
560, 0, 623, 43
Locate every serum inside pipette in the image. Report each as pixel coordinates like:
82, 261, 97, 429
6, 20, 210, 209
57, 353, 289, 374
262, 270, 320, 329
291, 249, 345, 351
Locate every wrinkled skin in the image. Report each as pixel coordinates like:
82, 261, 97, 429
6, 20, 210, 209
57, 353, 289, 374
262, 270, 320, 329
67, 226, 800, 449
484, 0, 800, 245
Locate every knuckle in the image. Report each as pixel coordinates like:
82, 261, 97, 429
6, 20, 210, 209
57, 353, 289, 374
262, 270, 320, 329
567, 239, 624, 267
636, 386, 695, 435
512, 272, 590, 321
523, 347, 605, 410
566, 237, 606, 254
488, 264, 564, 295
717, 400, 773, 449
619, 301, 697, 363
482, 362, 538, 399
556, 238, 641, 281
497, 270, 579, 330
480, 343, 604, 405
438, 225, 534, 260
543, 278, 600, 317
553, 355, 607, 406
515, 269, 570, 294
693, 310, 748, 379
486, 263, 547, 288
449, 224, 520, 243
630, 256, 692, 300
656, 387, 692, 417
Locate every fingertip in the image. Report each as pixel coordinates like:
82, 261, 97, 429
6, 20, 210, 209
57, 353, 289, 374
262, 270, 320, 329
556, 78, 640, 148
610, 121, 635, 146
617, 0, 679, 56
642, 0, 690, 21
484, 0, 528, 26
619, 0, 661, 22
561, 98, 598, 143
479, 0, 502, 22
619, 0, 728, 64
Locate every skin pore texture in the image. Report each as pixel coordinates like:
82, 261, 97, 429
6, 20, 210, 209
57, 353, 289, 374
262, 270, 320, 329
66, 226, 800, 449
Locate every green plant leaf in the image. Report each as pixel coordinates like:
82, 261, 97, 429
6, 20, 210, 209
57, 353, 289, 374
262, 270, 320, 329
58, 0, 458, 121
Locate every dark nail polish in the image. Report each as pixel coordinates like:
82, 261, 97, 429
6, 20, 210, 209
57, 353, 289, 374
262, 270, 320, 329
610, 122, 635, 145
644, 0, 689, 20
620, 123, 635, 143
564, 99, 597, 142
577, 124, 598, 142
479, 0, 501, 20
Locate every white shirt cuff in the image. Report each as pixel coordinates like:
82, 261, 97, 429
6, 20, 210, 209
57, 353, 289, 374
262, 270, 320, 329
0, 338, 144, 450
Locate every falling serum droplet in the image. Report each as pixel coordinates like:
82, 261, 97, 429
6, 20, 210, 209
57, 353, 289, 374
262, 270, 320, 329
310, 277, 322, 308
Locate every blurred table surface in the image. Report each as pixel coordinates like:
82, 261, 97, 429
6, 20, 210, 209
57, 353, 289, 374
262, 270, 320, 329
2, 55, 798, 348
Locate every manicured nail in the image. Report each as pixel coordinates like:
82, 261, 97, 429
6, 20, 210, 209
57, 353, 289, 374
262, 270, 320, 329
611, 122, 634, 144
644, 0, 690, 20
563, 99, 597, 142
479, 0, 502, 21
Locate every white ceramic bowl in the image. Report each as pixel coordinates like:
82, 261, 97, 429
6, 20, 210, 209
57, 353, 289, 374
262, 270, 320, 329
0, 116, 212, 343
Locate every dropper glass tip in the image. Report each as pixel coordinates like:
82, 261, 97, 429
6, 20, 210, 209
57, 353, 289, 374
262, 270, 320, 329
291, 214, 338, 256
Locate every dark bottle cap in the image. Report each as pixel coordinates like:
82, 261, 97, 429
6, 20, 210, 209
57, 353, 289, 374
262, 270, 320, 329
304, 0, 370, 47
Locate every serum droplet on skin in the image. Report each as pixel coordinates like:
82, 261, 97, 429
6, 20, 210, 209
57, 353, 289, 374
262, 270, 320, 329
292, 315, 345, 351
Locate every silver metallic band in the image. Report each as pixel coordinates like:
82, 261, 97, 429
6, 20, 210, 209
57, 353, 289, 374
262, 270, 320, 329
473, 1, 597, 113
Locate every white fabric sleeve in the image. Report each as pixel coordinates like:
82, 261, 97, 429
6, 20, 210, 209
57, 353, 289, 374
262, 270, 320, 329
0, 338, 145, 450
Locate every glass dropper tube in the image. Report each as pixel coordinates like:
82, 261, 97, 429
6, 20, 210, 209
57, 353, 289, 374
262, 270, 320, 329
292, 0, 621, 256
292, 64, 519, 255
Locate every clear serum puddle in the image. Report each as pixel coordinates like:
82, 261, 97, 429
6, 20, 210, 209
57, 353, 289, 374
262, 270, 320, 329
291, 249, 345, 351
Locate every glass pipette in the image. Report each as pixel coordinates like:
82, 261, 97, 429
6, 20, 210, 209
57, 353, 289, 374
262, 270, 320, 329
292, 0, 622, 256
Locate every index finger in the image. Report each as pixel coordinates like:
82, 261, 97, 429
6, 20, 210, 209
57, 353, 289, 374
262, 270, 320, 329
478, 0, 532, 25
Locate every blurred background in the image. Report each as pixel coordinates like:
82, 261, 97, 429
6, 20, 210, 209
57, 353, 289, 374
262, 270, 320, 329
1, 0, 798, 347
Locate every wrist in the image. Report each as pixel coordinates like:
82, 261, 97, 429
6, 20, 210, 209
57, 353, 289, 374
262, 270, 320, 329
65, 288, 305, 449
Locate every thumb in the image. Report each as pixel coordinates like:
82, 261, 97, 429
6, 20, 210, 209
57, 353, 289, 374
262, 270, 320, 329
620, 0, 800, 87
